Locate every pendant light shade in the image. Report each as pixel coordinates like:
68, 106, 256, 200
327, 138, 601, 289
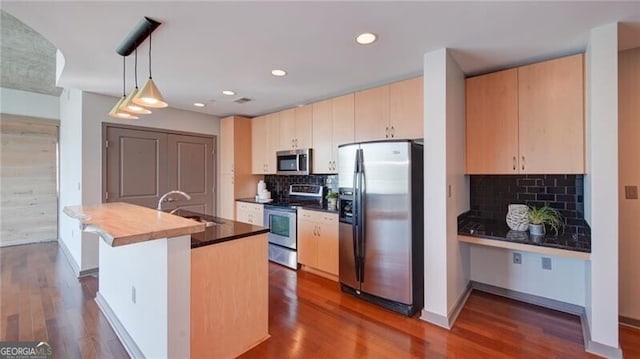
133, 78, 167, 108
132, 33, 168, 108
109, 96, 139, 120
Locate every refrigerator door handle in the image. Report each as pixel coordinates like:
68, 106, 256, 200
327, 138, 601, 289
359, 159, 366, 283
352, 151, 361, 282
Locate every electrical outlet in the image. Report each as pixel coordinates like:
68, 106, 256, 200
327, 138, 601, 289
542, 257, 552, 270
131, 286, 136, 304
513, 252, 522, 264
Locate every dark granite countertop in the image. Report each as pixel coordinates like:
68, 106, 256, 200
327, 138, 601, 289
235, 198, 340, 214
170, 209, 269, 249
458, 212, 591, 253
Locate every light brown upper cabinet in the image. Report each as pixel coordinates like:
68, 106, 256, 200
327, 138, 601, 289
220, 116, 259, 220
251, 113, 279, 174
355, 77, 423, 142
389, 77, 424, 140
312, 94, 355, 173
465, 54, 584, 174
279, 105, 313, 150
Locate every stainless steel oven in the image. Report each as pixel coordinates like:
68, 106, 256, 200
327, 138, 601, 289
264, 205, 298, 269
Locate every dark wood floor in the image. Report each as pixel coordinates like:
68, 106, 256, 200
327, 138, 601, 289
2, 242, 639, 358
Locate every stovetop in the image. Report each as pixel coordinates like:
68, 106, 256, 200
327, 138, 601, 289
264, 184, 324, 210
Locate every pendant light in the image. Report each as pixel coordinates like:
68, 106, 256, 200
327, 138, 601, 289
120, 49, 152, 115
133, 33, 168, 108
109, 57, 139, 120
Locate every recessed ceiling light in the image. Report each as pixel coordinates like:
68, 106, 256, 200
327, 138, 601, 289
222, 90, 235, 96
356, 32, 377, 45
193, 102, 205, 107
271, 69, 287, 77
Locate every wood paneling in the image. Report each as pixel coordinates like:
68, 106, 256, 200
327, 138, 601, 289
312, 99, 333, 173
0, 115, 58, 247
465, 69, 519, 174
265, 113, 280, 174
295, 104, 313, 149
278, 108, 296, 150
251, 115, 267, 174
63, 202, 204, 247
236, 201, 264, 226
191, 234, 269, 359
518, 54, 584, 174
355, 85, 389, 142
297, 209, 339, 278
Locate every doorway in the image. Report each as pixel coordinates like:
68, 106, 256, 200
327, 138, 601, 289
103, 124, 216, 215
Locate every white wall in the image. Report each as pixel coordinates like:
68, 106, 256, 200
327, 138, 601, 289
584, 22, 620, 353
0, 87, 59, 120
422, 48, 470, 328
470, 246, 586, 305
98, 235, 190, 358
58, 88, 83, 271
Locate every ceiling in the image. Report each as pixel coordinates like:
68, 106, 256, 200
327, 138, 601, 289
2, 1, 639, 118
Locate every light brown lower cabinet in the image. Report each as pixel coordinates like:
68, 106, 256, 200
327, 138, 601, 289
297, 209, 339, 278
236, 201, 264, 226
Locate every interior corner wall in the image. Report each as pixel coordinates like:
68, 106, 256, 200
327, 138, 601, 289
58, 88, 84, 273
0, 87, 60, 120
445, 51, 471, 312
618, 47, 640, 321
584, 22, 620, 350
422, 48, 449, 324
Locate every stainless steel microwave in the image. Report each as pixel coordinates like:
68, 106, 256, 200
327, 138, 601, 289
276, 149, 311, 175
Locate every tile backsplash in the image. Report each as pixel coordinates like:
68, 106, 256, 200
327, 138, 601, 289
469, 175, 589, 235
264, 175, 338, 198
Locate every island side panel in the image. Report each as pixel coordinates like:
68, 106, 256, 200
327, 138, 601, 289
191, 233, 269, 358
97, 235, 191, 358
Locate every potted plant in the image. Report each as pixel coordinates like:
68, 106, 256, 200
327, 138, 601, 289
528, 205, 563, 236
326, 191, 339, 210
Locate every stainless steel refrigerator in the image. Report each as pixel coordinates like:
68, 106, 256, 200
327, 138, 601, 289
337, 139, 423, 316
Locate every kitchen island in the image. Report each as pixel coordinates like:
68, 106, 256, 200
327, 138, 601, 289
64, 202, 270, 359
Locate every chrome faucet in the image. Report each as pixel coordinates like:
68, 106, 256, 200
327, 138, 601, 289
157, 190, 192, 211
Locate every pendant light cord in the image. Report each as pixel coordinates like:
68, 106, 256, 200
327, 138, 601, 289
148, 33, 153, 79
134, 49, 139, 89
122, 56, 126, 97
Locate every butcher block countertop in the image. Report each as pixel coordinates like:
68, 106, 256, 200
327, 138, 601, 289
63, 202, 205, 247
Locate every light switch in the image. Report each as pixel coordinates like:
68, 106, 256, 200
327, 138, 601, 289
625, 185, 638, 200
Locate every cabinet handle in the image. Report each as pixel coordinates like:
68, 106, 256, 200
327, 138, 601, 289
317, 225, 320, 237
385, 126, 389, 138
521, 156, 525, 171
512, 156, 516, 171
390, 126, 395, 138
313, 225, 317, 236
295, 138, 298, 147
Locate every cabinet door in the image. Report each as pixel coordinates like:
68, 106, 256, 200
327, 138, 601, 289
220, 117, 235, 174
312, 99, 333, 174
518, 54, 584, 174
279, 109, 296, 150
389, 77, 423, 140
332, 93, 355, 170
251, 116, 267, 174
265, 113, 280, 174
220, 173, 235, 220
236, 202, 249, 224
295, 104, 313, 149
316, 214, 339, 276
465, 69, 519, 174
355, 86, 389, 142
297, 218, 317, 267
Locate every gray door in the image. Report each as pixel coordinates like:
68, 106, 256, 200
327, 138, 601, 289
106, 127, 168, 208
359, 141, 413, 304
168, 134, 214, 215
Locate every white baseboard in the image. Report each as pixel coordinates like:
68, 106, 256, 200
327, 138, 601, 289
0, 238, 57, 248
58, 238, 98, 278
420, 282, 472, 330
581, 312, 623, 359
95, 292, 145, 359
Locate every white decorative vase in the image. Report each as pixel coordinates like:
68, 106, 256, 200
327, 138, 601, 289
506, 204, 529, 231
